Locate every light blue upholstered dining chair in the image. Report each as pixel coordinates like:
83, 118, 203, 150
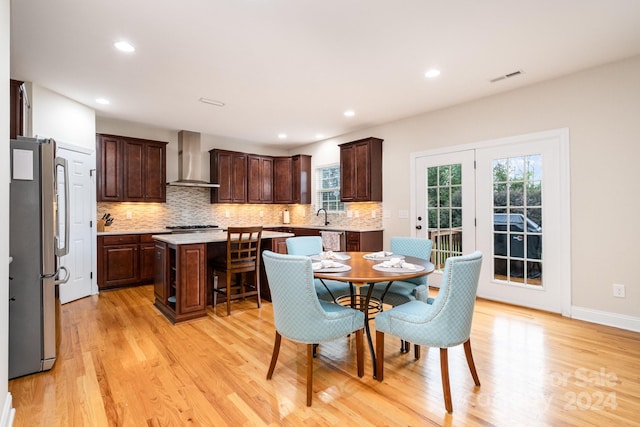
375, 251, 483, 413
262, 250, 365, 406
361, 236, 433, 351
285, 236, 351, 303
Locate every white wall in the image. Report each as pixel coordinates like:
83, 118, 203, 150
1, 0, 14, 424
30, 85, 95, 150
297, 55, 640, 322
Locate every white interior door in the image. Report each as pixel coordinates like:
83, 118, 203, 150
57, 147, 96, 303
475, 130, 570, 314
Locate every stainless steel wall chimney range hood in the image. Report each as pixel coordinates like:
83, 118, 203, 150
167, 130, 219, 188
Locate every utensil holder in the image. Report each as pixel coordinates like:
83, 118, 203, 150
97, 219, 106, 232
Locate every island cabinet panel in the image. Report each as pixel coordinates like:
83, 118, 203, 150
154, 241, 168, 303
97, 134, 167, 202
177, 244, 207, 315
154, 242, 207, 323
210, 149, 247, 203
340, 137, 383, 202
247, 154, 273, 203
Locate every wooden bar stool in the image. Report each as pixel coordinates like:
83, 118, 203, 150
212, 226, 263, 316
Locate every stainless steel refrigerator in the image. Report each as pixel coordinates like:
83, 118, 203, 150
9, 136, 70, 379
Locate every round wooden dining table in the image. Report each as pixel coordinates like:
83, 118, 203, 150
313, 252, 435, 378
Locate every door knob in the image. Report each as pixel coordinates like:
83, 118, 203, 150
416, 225, 422, 230
417, 216, 422, 221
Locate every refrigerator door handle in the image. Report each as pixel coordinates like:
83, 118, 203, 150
54, 265, 70, 285
54, 157, 70, 257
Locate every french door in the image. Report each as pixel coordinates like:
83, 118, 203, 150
414, 129, 570, 314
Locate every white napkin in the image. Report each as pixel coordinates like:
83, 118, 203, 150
369, 251, 393, 259
319, 251, 338, 260
313, 260, 343, 270
380, 257, 416, 270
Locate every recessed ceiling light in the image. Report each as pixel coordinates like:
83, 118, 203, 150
278, 133, 287, 139
114, 41, 135, 53
425, 69, 441, 78
199, 97, 225, 107
315, 134, 325, 139
344, 110, 355, 117
96, 98, 110, 105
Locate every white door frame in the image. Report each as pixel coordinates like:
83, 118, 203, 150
411, 128, 571, 316
56, 141, 98, 300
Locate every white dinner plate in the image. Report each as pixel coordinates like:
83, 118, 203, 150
310, 253, 351, 261
363, 252, 405, 261
372, 263, 425, 273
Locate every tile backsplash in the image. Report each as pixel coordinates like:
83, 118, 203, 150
97, 186, 383, 231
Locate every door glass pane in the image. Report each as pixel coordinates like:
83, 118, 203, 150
492, 155, 543, 286
427, 164, 463, 271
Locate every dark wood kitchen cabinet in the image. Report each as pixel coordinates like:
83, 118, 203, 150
210, 149, 247, 203
153, 241, 207, 323
247, 154, 273, 203
274, 154, 311, 204
345, 230, 383, 252
98, 233, 162, 289
340, 137, 383, 202
10, 79, 24, 139
96, 134, 167, 202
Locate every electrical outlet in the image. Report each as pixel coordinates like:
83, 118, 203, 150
354, 211, 360, 218
126, 211, 132, 220
612, 284, 626, 298
371, 211, 377, 218
259, 210, 264, 217
225, 210, 230, 218
347, 210, 353, 218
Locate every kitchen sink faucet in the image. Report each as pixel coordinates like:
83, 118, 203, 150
316, 208, 329, 226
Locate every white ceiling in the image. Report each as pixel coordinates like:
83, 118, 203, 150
10, 0, 640, 148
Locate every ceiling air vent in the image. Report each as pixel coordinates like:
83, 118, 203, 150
490, 70, 524, 83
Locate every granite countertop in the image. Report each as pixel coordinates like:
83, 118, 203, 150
264, 224, 383, 233
97, 229, 172, 236
152, 230, 294, 245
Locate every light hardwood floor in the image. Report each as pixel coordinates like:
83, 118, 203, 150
8, 285, 640, 426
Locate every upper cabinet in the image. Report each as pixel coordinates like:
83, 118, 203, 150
247, 154, 273, 204
340, 137, 383, 202
211, 150, 311, 204
210, 149, 247, 203
96, 134, 167, 203
10, 79, 24, 139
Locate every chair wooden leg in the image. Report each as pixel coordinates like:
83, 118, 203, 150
306, 344, 314, 406
414, 344, 420, 359
255, 271, 261, 308
355, 329, 364, 378
440, 348, 453, 413
224, 273, 233, 316
463, 339, 481, 386
375, 330, 385, 381
266, 331, 282, 380
212, 274, 218, 308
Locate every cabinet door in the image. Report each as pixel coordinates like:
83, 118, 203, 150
292, 155, 312, 204
97, 135, 123, 202
144, 142, 167, 202
340, 137, 383, 202
139, 243, 157, 281
247, 155, 273, 203
123, 140, 145, 201
273, 157, 293, 203
211, 150, 247, 203
176, 244, 207, 315
102, 244, 139, 287
154, 242, 168, 302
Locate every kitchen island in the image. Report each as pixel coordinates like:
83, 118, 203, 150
152, 230, 294, 323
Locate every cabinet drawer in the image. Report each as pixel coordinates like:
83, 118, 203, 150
140, 233, 158, 243
103, 234, 139, 245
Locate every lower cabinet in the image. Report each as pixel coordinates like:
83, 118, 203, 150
153, 241, 207, 323
345, 230, 383, 252
98, 233, 160, 289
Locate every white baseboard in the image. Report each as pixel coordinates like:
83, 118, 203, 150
0, 392, 15, 427
571, 306, 640, 333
